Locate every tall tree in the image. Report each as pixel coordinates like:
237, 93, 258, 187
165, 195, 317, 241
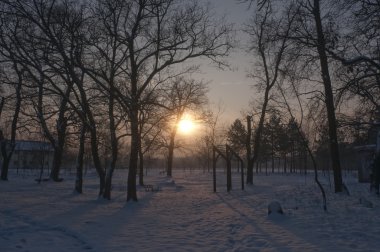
298, 0, 343, 192
244, 0, 296, 183
0, 63, 23, 181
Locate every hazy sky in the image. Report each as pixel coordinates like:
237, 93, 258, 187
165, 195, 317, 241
196, 0, 255, 124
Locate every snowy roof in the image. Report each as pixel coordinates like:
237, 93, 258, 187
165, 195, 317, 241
14, 140, 54, 152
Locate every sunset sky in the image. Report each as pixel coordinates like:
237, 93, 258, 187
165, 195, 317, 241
196, 0, 254, 124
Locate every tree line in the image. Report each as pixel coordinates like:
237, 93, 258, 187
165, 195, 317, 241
0, 0, 232, 201
0, 0, 379, 200
236, 0, 380, 194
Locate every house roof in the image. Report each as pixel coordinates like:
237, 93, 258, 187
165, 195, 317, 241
15, 140, 54, 152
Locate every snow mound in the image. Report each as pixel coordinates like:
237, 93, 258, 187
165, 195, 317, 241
359, 197, 373, 208
268, 201, 284, 215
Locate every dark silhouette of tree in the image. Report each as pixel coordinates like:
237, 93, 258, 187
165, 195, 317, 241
227, 119, 247, 156
244, 0, 296, 183
0, 0, 232, 201
265, 114, 283, 173
196, 105, 225, 172
311, 0, 343, 192
0, 63, 23, 181
0, 0, 88, 183
89, 0, 232, 201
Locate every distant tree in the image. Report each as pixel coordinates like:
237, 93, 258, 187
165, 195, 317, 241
276, 76, 328, 211
159, 77, 208, 177
227, 119, 247, 156
196, 104, 226, 172
138, 89, 165, 185
265, 114, 282, 173
286, 117, 305, 173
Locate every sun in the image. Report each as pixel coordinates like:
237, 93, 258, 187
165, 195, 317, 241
178, 118, 194, 134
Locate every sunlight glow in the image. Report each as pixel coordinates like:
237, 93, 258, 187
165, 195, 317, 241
178, 118, 194, 134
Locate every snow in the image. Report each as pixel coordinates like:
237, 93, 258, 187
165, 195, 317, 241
1, 169, 380, 252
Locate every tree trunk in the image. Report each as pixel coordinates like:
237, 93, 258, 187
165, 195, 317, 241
0, 136, 14, 181
0, 141, 15, 181
0, 152, 10, 180
50, 136, 65, 182
167, 130, 176, 177
139, 145, 144, 186
103, 90, 118, 200
75, 124, 86, 194
249, 88, 270, 182
127, 108, 139, 202
50, 116, 67, 182
313, 0, 343, 192
246, 116, 253, 183
89, 124, 105, 196
0, 97, 4, 119
103, 163, 116, 200
271, 128, 274, 173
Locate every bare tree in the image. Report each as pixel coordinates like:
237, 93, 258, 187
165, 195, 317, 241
158, 77, 208, 177
0, 63, 23, 181
0, 0, 80, 182
196, 103, 226, 172
311, 0, 343, 192
327, 0, 380, 114
277, 77, 328, 211
244, 1, 296, 184
138, 89, 164, 185
247, 0, 346, 192
85, 0, 232, 201
78, 0, 132, 199
0, 0, 232, 201
1, 0, 108, 192
0, 5, 27, 180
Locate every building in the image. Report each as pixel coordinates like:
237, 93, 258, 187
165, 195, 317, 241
8, 140, 54, 171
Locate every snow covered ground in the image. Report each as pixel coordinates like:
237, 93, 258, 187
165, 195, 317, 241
1, 168, 379, 252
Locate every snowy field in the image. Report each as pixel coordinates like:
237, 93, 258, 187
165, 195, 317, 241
1, 168, 379, 252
